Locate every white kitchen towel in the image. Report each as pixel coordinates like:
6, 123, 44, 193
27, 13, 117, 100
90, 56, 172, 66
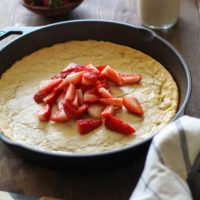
130, 115, 200, 200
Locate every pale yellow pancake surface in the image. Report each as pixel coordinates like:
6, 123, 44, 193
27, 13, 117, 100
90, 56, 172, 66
0, 40, 178, 154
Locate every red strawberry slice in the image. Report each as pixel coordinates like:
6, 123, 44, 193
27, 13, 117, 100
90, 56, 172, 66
82, 71, 97, 85
67, 71, 84, 85
84, 93, 98, 103
51, 108, 71, 122
81, 85, 96, 93
34, 79, 62, 103
34, 92, 47, 104
61, 63, 77, 73
101, 105, 115, 118
54, 78, 69, 93
43, 90, 58, 104
88, 103, 105, 119
96, 65, 106, 72
72, 92, 79, 108
77, 89, 84, 105
123, 94, 143, 116
62, 63, 85, 73
96, 81, 110, 90
101, 66, 123, 86
57, 92, 65, 109
78, 104, 88, 116
98, 87, 113, 98
83, 91, 98, 103
62, 100, 75, 118
37, 104, 52, 122
85, 63, 100, 73
63, 100, 88, 118
64, 84, 76, 102
104, 115, 135, 135
77, 119, 102, 135
120, 73, 142, 85
99, 98, 123, 107
97, 73, 106, 80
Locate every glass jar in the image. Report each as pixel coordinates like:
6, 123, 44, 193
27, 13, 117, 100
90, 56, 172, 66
138, 0, 180, 29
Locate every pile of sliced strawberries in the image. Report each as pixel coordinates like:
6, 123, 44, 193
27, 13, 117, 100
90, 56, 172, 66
34, 63, 143, 135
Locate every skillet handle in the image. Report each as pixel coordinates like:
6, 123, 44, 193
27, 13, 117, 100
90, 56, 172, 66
0, 26, 39, 41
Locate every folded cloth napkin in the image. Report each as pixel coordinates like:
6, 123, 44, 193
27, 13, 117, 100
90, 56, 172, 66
130, 116, 200, 200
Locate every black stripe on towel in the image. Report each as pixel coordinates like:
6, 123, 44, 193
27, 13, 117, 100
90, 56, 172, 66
152, 139, 192, 196
152, 141, 165, 165
141, 176, 162, 200
175, 119, 192, 174
152, 140, 191, 196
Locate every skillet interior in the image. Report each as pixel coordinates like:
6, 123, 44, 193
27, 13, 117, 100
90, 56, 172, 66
0, 20, 191, 169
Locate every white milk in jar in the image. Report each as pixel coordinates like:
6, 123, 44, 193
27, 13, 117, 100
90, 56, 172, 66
138, 0, 180, 29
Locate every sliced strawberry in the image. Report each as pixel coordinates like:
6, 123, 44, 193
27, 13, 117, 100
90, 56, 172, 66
57, 92, 65, 109
34, 92, 47, 104
96, 80, 110, 90
101, 66, 123, 86
98, 87, 113, 98
85, 63, 100, 73
64, 84, 76, 102
37, 104, 52, 122
72, 92, 79, 108
58, 64, 84, 79
51, 72, 69, 80
82, 71, 97, 85
77, 119, 102, 135
97, 73, 106, 80
88, 103, 105, 119
101, 105, 115, 118
123, 94, 143, 116
54, 78, 69, 93
99, 98, 123, 107
34, 79, 62, 103
62, 63, 85, 73
62, 100, 76, 118
67, 71, 84, 85
51, 108, 71, 122
96, 65, 106, 72
43, 90, 58, 104
62, 63, 77, 73
104, 115, 135, 135
77, 89, 84, 105
84, 92, 98, 103
78, 104, 88, 116
120, 73, 142, 85
39, 79, 62, 91
81, 85, 96, 93
63, 100, 88, 118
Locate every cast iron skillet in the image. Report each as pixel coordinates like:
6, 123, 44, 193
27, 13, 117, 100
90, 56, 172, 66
0, 20, 191, 169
